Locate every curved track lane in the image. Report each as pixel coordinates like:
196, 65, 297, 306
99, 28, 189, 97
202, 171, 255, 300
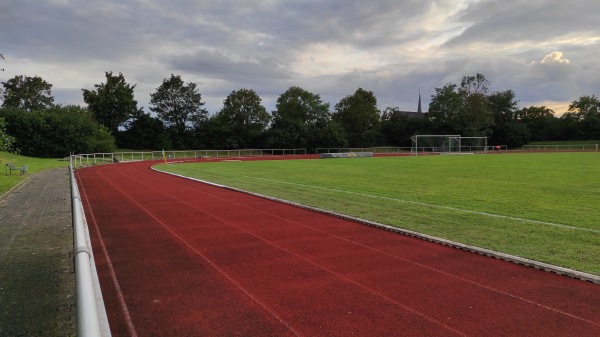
76, 160, 600, 337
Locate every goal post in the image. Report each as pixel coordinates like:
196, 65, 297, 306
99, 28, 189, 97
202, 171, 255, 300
411, 135, 487, 155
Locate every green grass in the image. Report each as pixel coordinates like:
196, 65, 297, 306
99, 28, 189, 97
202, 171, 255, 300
0, 152, 69, 196
156, 153, 600, 275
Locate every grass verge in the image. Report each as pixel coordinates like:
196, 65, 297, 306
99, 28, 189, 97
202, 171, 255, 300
0, 152, 69, 196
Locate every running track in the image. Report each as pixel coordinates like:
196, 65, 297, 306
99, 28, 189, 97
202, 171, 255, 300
76, 158, 600, 337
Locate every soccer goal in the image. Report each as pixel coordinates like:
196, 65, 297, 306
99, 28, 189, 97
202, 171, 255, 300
411, 135, 487, 155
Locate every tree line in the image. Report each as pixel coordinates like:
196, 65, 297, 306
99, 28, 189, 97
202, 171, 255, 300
1, 71, 599, 157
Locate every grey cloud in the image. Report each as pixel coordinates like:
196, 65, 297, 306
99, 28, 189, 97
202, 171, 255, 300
2, 0, 599, 116
446, 0, 600, 46
169, 49, 294, 85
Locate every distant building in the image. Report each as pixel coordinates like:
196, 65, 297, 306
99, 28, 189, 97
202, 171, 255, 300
390, 92, 428, 119
395, 110, 428, 119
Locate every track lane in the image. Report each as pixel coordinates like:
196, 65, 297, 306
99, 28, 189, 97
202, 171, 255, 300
91, 163, 464, 336
78, 165, 301, 337
77, 160, 600, 337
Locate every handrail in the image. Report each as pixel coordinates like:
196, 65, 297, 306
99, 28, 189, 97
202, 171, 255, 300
70, 158, 112, 337
522, 144, 599, 151
71, 148, 308, 168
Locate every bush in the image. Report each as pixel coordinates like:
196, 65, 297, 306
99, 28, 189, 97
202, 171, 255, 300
0, 106, 115, 157
0, 116, 16, 152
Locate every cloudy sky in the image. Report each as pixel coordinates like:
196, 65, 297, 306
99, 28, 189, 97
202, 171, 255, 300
1, 0, 599, 115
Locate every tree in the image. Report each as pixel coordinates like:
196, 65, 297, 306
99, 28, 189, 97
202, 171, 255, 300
82, 72, 142, 135
515, 105, 557, 141
564, 95, 600, 140
332, 88, 381, 147
487, 90, 529, 147
118, 113, 169, 150
268, 86, 340, 151
150, 74, 207, 148
428, 73, 494, 137
201, 114, 233, 149
427, 83, 463, 133
272, 86, 331, 127
460, 73, 490, 96
215, 88, 270, 149
380, 107, 433, 146
1, 75, 55, 111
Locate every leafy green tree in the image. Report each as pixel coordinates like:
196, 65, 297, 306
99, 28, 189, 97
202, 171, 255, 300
460, 73, 490, 95
268, 86, 344, 151
201, 114, 236, 149
332, 88, 381, 147
427, 83, 463, 133
215, 88, 270, 149
564, 95, 600, 140
150, 74, 207, 148
558, 113, 583, 140
1, 75, 55, 111
515, 105, 557, 141
82, 72, 142, 135
272, 86, 331, 126
488, 90, 518, 121
428, 73, 494, 137
0, 116, 16, 152
487, 90, 530, 147
118, 113, 169, 150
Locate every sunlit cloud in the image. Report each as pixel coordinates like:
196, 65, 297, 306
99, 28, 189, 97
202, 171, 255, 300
539, 51, 570, 65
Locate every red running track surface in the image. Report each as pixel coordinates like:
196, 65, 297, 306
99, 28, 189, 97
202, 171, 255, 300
76, 159, 600, 337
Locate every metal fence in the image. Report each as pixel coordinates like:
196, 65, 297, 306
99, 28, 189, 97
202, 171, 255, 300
71, 148, 308, 168
522, 144, 599, 152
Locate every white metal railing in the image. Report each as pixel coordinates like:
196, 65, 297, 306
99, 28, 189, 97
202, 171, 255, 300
71, 148, 308, 168
522, 144, 599, 152
70, 159, 112, 337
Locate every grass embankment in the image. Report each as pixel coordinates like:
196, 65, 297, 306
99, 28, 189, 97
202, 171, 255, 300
0, 152, 68, 196
157, 153, 600, 275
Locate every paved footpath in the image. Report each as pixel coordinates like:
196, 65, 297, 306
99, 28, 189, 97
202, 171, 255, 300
0, 168, 75, 337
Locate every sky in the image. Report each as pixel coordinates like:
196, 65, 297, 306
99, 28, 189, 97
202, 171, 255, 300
1, 0, 599, 116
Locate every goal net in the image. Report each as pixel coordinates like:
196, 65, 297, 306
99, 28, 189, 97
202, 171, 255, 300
411, 135, 487, 155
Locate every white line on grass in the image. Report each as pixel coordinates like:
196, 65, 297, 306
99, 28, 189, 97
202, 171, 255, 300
188, 168, 600, 235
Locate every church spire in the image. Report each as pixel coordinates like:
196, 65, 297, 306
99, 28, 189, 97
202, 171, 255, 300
417, 89, 422, 114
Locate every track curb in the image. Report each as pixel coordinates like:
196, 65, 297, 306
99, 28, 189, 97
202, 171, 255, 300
153, 167, 600, 285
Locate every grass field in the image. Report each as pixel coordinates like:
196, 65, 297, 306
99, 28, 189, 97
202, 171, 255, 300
0, 152, 68, 196
157, 152, 600, 275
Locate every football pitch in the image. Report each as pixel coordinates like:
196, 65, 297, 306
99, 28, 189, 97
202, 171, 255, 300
157, 152, 600, 275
